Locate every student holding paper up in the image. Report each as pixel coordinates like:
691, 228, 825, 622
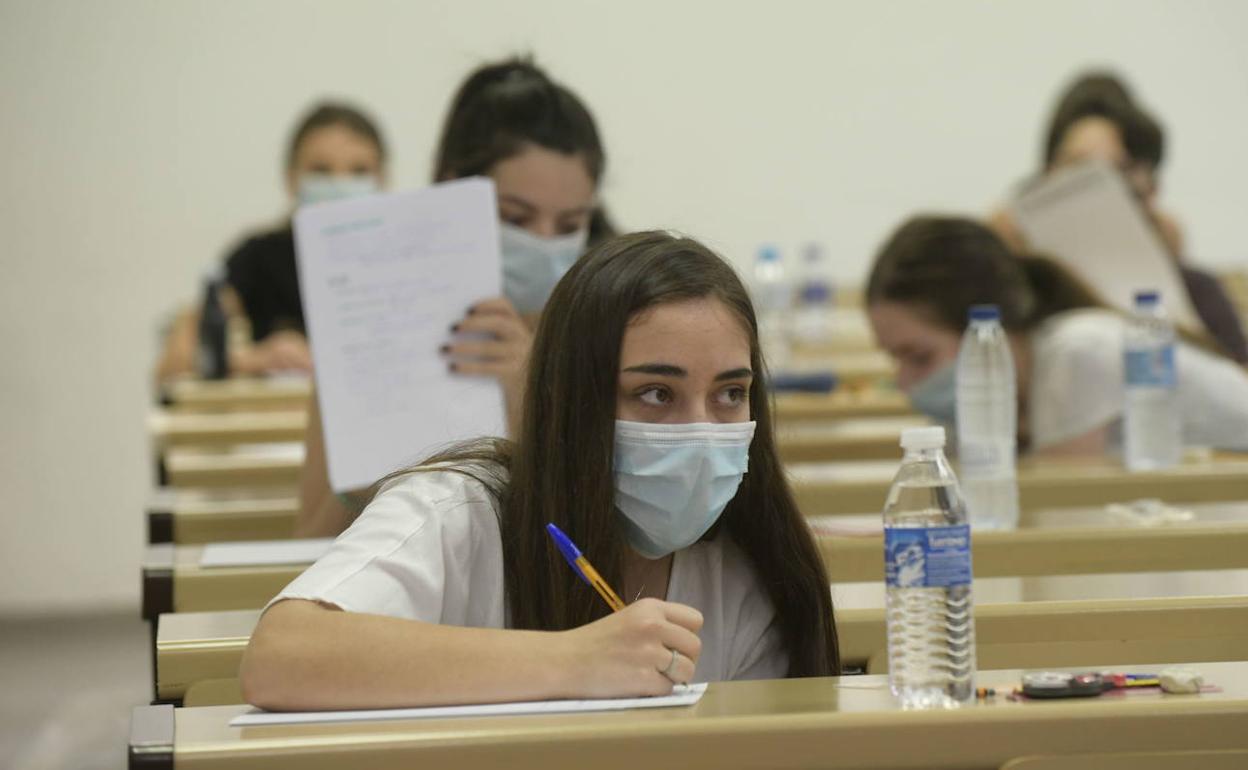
242, 232, 839, 710
298, 58, 614, 535
866, 216, 1248, 456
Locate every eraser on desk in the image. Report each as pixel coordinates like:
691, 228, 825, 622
1159, 667, 1203, 694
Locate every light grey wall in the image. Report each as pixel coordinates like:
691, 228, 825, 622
2, 0, 1245, 614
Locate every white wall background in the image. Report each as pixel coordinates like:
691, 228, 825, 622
2, 0, 1246, 615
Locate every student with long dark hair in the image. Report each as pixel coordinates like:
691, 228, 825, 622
867, 216, 1248, 455
155, 102, 388, 380
242, 231, 840, 710
297, 58, 616, 535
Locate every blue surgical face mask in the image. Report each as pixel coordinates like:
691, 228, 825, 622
613, 419, 756, 559
908, 363, 957, 424
296, 173, 379, 206
499, 222, 588, 314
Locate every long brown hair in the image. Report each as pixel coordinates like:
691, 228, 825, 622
866, 215, 1103, 333
430, 57, 615, 243
416, 231, 839, 677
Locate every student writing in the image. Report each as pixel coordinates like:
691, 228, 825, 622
241, 231, 839, 711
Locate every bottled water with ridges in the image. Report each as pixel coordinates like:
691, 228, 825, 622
884, 426, 976, 709
956, 304, 1019, 530
1124, 290, 1182, 471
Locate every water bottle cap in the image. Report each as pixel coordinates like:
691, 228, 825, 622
1134, 290, 1160, 305
758, 245, 780, 262
900, 425, 947, 450
968, 304, 1000, 322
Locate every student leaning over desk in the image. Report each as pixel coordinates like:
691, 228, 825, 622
155, 102, 390, 381
241, 231, 840, 711
298, 57, 617, 536
866, 216, 1248, 456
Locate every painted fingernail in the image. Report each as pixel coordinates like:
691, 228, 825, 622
450, 323, 460, 333
448, 362, 458, 372
466, 305, 477, 315
438, 344, 450, 354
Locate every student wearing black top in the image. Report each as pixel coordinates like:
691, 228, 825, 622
155, 102, 388, 380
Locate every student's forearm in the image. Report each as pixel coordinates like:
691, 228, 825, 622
240, 600, 574, 711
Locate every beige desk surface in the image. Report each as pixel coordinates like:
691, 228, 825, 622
154, 595, 1248, 702
151, 488, 298, 544
792, 453, 1248, 516
776, 415, 929, 462
818, 501, 1248, 583
154, 660, 1248, 770
162, 377, 312, 413
773, 389, 912, 420
151, 396, 916, 451
151, 494, 1248, 616
163, 444, 305, 488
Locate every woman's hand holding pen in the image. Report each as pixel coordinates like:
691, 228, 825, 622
557, 598, 703, 698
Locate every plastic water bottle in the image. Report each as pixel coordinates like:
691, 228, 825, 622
197, 272, 229, 380
1124, 291, 1181, 470
955, 305, 1019, 530
752, 245, 792, 369
790, 242, 835, 346
884, 426, 976, 709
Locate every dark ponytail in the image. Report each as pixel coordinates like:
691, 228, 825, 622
432, 57, 615, 242
866, 215, 1103, 333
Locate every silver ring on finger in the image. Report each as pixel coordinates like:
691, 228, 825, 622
659, 648, 680, 680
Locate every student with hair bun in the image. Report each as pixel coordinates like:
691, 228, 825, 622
155, 102, 388, 380
297, 58, 617, 536
867, 216, 1248, 455
243, 231, 840, 711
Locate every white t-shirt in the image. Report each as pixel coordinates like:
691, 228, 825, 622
273, 466, 789, 683
1029, 309, 1248, 451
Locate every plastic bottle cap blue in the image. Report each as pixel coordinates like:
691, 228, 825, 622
968, 304, 1000, 322
1135, 290, 1160, 305
758, 246, 780, 262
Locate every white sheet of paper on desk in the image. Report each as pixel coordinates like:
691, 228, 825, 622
1010, 161, 1200, 331
294, 178, 506, 492
230, 683, 707, 726
199, 538, 333, 568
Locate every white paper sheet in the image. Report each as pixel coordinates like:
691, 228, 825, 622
199, 538, 333, 568
1010, 161, 1201, 331
294, 178, 506, 492
229, 683, 708, 726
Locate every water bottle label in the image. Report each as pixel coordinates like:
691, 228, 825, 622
1125, 345, 1176, 388
885, 525, 973, 588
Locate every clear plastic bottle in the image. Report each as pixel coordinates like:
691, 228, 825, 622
884, 425, 976, 709
752, 245, 792, 369
197, 272, 229, 380
790, 242, 835, 346
1124, 290, 1182, 470
955, 305, 1019, 530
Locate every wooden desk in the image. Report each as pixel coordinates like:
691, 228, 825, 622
150, 410, 308, 448
161, 377, 312, 413
819, 520, 1248, 583
793, 455, 1248, 516
147, 488, 298, 545
163, 444, 305, 488
132, 659, 1248, 770
777, 416, 928, 462
153, 595, 1248, 704
773, 389, 912, 421
142, 545, 304, 621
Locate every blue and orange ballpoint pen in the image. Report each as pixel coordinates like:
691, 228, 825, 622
546, 523, 626, 612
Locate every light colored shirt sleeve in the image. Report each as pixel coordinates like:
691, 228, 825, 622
270, 468, 505, 626
1029, 311, 1126, 450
